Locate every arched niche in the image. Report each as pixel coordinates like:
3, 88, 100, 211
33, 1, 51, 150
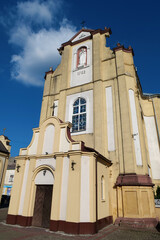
42, 124, 55, 154
35, 169, 54, 185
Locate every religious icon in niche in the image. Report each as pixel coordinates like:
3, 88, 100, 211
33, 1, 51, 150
77, 47, 87, 68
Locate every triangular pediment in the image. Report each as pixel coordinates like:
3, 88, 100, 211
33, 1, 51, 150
71, 29, 93, 43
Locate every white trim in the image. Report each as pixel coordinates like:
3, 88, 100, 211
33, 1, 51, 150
65, 90, 93, 135
80, 156, 90, 222
144, 116, 160, 179
35, 170, 54, 185
59, 128, 70, 152
129, 89, 142, 166
36, 158, 56, 169
105, 87, 115, 151
72, 31, 91, 42
18, 159, 30, 215
71, 40, 92, 87
28, 132, 39, 155
42, 124, 55, 154
59, 157, 69, 220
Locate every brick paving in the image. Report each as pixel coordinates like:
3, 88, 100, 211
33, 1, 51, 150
0, 208, 160, 240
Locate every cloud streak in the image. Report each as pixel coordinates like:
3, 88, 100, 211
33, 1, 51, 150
2, 0, 76, 86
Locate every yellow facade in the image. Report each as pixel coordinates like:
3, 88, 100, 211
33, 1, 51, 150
7, 28, 160, 233
0, 135, 11, 204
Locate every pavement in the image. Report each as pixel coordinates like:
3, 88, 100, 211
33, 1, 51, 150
0, 208, 160, 240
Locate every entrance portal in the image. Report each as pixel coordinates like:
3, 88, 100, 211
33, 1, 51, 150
32, 185, 53, 228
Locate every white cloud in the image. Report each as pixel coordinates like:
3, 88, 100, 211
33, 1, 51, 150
11, 24, 76, 86
3, 0, 77, 87
17, 0, 54, 26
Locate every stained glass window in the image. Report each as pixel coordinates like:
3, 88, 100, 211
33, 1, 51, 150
72, 97, 86, 132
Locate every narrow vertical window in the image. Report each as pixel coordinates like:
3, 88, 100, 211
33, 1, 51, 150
72, 98, 86, 132
101, 176, 105, 200
77, 47, 87, 68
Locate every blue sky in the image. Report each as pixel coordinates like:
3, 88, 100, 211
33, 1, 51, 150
0, 0, 160, 156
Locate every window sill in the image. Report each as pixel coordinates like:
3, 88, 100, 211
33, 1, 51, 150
71, 130, 86, 135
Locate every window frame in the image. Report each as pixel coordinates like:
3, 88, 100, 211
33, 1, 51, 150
72, 97, 87, 133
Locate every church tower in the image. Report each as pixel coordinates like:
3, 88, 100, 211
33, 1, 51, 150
7, 27, 160, 233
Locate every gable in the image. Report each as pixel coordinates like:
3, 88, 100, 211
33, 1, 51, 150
72, 31, 91, 43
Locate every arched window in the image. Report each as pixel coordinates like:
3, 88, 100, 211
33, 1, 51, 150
72, 97, 86, 132
101, 175, 105, 200
77, 47, 87, 68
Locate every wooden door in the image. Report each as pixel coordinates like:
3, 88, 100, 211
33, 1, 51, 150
32, 185, 53, 228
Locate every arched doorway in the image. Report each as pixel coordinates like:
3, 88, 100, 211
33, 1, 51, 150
32, 168, 54, 228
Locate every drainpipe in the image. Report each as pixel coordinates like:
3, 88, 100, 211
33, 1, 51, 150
115, 53, 125, 218
115, 54, 125, 175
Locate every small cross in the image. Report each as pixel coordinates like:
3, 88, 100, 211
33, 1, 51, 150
81, 20, 86, 29
51, 103, 57, 116
3, 128, 6, 135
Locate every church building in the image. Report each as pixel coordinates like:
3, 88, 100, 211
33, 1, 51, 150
7, 27, 160, 234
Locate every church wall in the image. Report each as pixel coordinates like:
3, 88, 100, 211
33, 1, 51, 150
93, 80, 105, 155
97, 158, 110, 220
70, 40, 92, 87
144, 116, 160, 180
50, 155, 63, 221
153, 98, 160, 133
93, 33, 101, 81
125, 76, 149, 175
18, 159, 30, 215
111, 78, 124, 171
8, 29, 160, 233
59, 156, 69, 221
28, 132, 39, 155
7, 159, 26, 215
60, 45, 72, 91
105, 86, 115, 152
59, 128, 70, 152
80, 155, 90, 222
39, 96, 50, 125
42, 124, 55, 154
37, 118, 61, 154
22, 158, 36, 217
128, 89, 142, 166
57, 90, 66, 121
0, 156, 5, 183
43, 72, 52, 96
89, 155, 96, 222
115, 75, 135, 173
36, 157, 56, 168
101, 58, 116, 81
65, 154, 81, 222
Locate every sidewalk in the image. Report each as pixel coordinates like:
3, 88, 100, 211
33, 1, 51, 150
0, 208, 160, 240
